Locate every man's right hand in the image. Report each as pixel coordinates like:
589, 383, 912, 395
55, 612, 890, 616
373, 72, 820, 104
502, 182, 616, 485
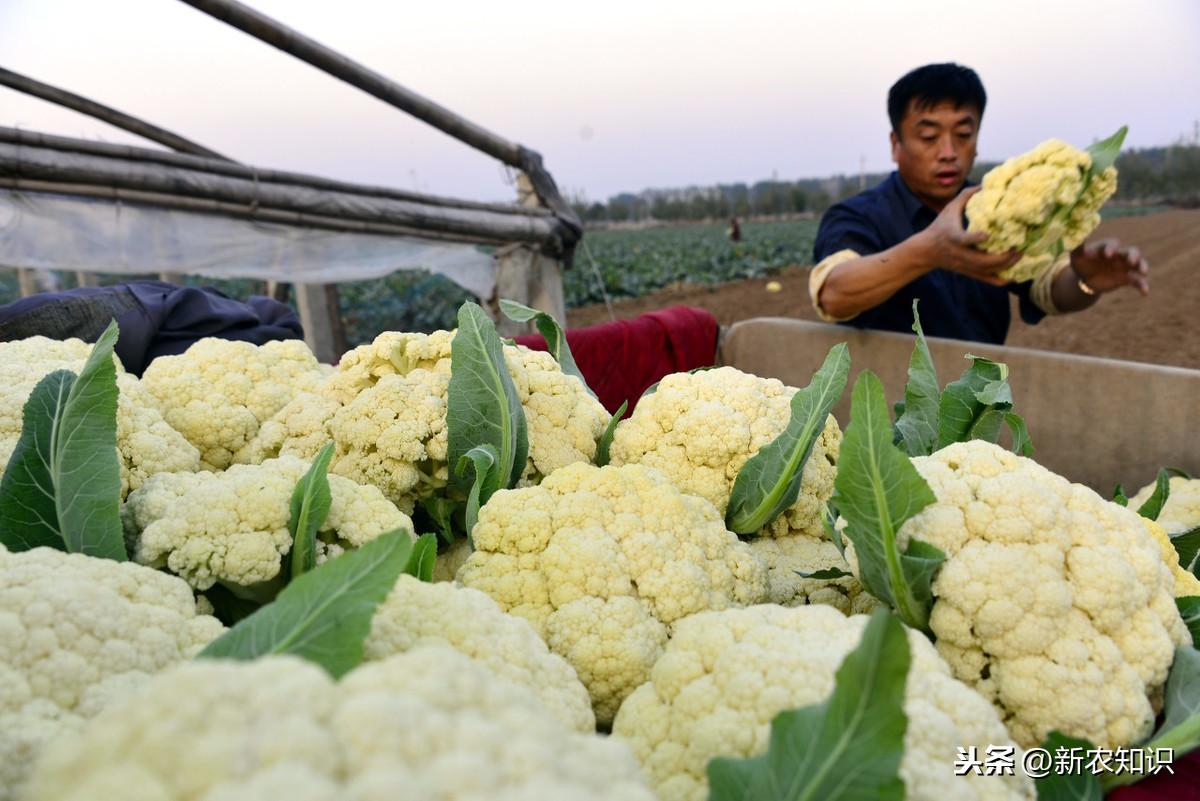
916, 186, 1020, 286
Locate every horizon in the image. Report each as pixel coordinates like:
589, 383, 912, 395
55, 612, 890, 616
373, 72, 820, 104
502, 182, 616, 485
2, 0, 1197, 205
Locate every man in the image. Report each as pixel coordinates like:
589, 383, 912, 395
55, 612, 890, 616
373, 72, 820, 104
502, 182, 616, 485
809, 63, 1149, 344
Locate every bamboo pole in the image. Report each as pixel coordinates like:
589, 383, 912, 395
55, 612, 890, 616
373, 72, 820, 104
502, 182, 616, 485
0, 127, 552, 218
0, 143, 569, 249
174, 0, 581, 238
0, 67, 230, 161
176, 0, 521, 165
0, 178, 511, 247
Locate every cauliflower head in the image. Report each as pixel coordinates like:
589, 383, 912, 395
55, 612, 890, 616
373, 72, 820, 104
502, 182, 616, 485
457, 462, 769, 724
0, 546, 224, 801
140, 338, 325, 470
1141, 518, 1200, 597
122, 455, 414, 591
26, 647, 656, 801
431, 536, 473, 583
966, 138, 1118, 283
364, 574, 595, 732
1130, 475, 1200, 536
610, 366, 857, 606
0, 337, 199, 498
237, 329, 610, 514
866, 440, 1190, 749
746, 534, 879, 613
611, 604, 1034, 801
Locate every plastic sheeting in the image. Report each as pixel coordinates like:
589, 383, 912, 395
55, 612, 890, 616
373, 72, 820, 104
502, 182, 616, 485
0, 188, 497, 300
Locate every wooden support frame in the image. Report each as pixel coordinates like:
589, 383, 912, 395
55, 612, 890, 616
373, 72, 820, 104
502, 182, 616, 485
0, 128, 554, 218
0, 140, 570, 251
491, 244, 567, 337
294, 283, 339, 363
2, 0, 582, 356
490, 171, 568, 336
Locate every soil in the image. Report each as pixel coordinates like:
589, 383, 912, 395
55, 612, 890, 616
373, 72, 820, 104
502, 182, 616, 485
566, 209, 1200, 370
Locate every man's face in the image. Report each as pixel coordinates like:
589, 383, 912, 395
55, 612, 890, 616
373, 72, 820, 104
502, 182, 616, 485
890, 100, 980, 209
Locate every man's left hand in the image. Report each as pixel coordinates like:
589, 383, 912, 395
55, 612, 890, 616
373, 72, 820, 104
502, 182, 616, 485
1070, 238, 1150, 296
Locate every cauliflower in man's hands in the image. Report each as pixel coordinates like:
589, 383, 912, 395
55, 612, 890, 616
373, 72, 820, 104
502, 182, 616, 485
611, 604, 1033, 801
122, 455, 413, 592
457, 462, 769, 725
850, 439, 1189, 750
610, 366, 867, 610
0, 546, 224, 801
26, 647, 656, 801
237, 329, 610, 514
965, 128, 1124, 283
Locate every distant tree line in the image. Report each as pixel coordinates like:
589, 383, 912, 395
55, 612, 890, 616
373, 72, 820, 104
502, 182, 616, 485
571, 142, 1200, 224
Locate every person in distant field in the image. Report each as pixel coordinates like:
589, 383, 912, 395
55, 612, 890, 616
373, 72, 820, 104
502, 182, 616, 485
727, 217, 742, 242
808, 62, 1150, 344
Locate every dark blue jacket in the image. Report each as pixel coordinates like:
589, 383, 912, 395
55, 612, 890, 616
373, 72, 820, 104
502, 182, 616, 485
0, 281, 303, 375
813, 172, 1043, 344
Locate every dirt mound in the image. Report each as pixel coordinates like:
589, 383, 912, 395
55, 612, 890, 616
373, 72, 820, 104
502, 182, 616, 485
567, 209, 1200, 370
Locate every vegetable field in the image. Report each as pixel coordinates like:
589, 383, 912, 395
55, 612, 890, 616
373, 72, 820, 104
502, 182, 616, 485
564, 218, 818, 307
4, 207, 1188, 356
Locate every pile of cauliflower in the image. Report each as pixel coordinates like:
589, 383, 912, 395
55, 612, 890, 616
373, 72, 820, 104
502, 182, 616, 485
966, 137, 1119, 283
25, 648, 656, 801
140, 338, 328, 471
613, 604, 1036, 801
122, 455, 415, 594
457, 461, 769, 725
4, 317, 1198, 801
235, 329, 611, 515
0, 545, 225, 800
846, 439, 1191, 749
610, 366, 871, 611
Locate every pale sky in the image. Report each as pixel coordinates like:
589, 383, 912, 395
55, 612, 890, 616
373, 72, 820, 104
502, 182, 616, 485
2, 0, 1198, 204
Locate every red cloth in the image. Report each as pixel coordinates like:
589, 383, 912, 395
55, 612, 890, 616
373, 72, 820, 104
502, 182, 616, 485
1109, 749, 1200, 801
514, 306, 719, 416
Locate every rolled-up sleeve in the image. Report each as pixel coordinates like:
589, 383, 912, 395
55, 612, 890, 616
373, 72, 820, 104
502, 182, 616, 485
808, 249, 862, 322
1028, 253, 1073, 316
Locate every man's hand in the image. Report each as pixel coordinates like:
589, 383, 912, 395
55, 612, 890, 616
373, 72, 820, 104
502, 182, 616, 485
1070, 238, 1150, 296
916, 186, 1020, 286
